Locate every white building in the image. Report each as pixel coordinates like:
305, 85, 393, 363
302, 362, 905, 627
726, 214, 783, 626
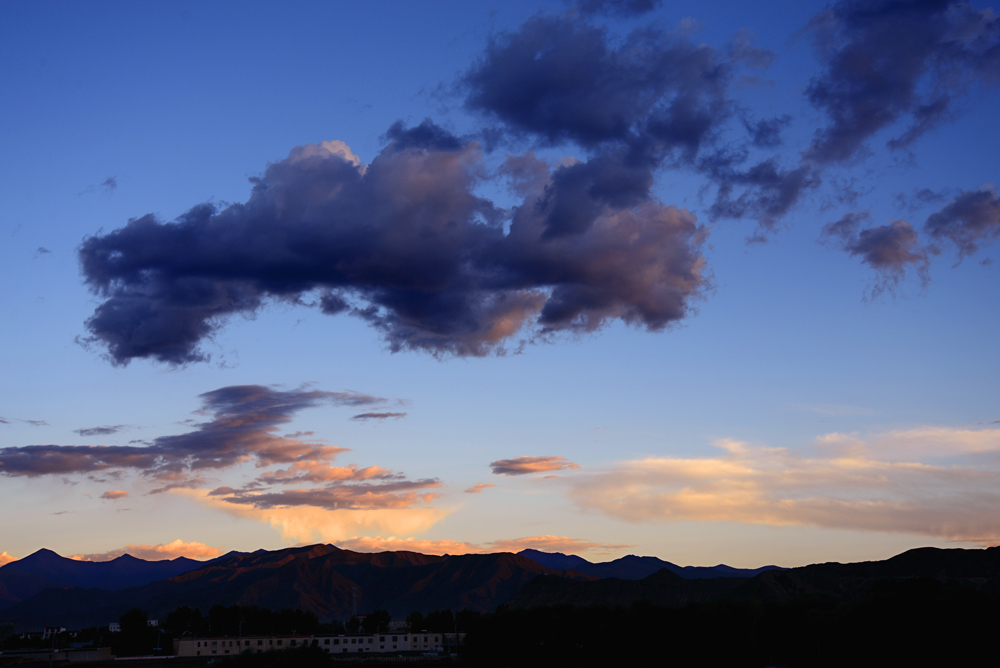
174, 632, 464, 657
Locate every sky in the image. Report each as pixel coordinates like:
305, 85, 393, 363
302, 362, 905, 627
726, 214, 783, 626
1, 0, 998, 570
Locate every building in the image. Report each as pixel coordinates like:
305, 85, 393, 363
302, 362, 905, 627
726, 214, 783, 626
174, 632, 465, 657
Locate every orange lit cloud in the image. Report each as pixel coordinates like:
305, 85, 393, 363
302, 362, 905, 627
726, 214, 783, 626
0, 551, 16, 566
568, 427, 1000, 543
464, 483, 495, 493
100, 490, 128, 500
490, 455, 579, 476
71, 539, 223, 561
182, 488, 451, 543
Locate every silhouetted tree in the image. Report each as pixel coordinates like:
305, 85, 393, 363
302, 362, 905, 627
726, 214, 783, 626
363, 609, 390, 633
405, 610, 424, 631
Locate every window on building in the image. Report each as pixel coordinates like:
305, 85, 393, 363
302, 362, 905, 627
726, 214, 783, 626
276, 640, 283, 646
324, 639, 329, 645
257, 640, 262, 646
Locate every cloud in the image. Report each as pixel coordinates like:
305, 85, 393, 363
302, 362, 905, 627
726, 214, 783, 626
490, 455, 580, 476
822, 211, 929, 294
19, 419, 48, 427
463, 14, 731, 156
0, 385, 383, 479
705, 157, 818, 229
212, 478, 442, 511
486, 535, 637, 555
78, 176, 118, 197
463, 12, 805, 231
0, 417, 8, 424
924, 186, 1000, 256
75, 425, 128, 437
803, 0, 1000, 164
34, 247, 52, 258
568, 427, 1000, 543
0, 551, 16, 566
185, 488, 451, 543
100, 490, 128, 500
464, 483, 495, 494
351, 412, 407, 421
79, 122, 708, 364
571, 0, 662, 18
71, 539, 222, 562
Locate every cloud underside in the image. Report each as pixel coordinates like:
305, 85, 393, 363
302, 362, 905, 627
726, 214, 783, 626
79, 126, 707, 365
71, 539, 223, 562
0, 385, 439, 513
570, 427, 1000, 543
490, 455, 580, 476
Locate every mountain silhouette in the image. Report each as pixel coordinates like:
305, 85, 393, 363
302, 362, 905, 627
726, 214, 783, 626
0, 544, 590, 630
517, 549, 783, 580
508, 545, 1000, 609
0, 548, 232, 609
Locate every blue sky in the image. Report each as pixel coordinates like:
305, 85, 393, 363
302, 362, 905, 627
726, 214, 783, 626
1, 0, 998, 568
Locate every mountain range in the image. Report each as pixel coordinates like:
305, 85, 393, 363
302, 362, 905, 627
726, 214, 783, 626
0, 545, 590, 630
516, 549, 782, 579
508, 545, 1000, 609
2, 544, 996, 632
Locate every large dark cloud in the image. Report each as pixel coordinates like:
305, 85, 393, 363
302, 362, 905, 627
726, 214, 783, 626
925, 186, 1000, 256
0, 385, 383, 478
464, 14, 731, 159
804, 0, 1000, 165
463, 12, 814, 233
822, 211, 929, 293
79, 121, 708, 364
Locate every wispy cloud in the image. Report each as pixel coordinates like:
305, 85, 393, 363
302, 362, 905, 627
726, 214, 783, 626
100, 490, 128, 500
568, 426, 1000, 543
464, 483, 495, 494
490, 455, 580, 476
74, 425, 129, 437
351, 412, 407, 421
0, 385, 386, 479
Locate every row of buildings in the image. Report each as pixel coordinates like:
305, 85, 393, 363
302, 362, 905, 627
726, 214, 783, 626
174, 632, 464, 657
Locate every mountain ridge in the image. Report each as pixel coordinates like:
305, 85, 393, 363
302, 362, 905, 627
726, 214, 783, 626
517, 548, 784, 580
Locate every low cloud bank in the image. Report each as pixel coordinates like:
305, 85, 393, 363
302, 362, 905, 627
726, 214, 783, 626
569, 426, 1000, 543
